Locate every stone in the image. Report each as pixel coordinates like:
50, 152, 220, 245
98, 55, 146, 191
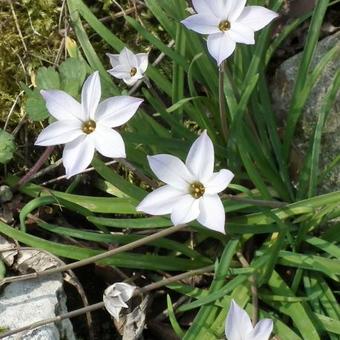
0, 275, 76, 340
271, 31, 340, 193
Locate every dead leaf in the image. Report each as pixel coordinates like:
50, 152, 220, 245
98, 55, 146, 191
122, 295, 149, 340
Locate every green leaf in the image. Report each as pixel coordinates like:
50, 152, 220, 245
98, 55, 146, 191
167, 295, 185, 338
0, 220, 208, 271
283, 0, 330, 158
0, 129, 15, 164
59, 57, 87, 97
36, 66, 60, 90
25, 88, 49, 121
184, 240, 239, 339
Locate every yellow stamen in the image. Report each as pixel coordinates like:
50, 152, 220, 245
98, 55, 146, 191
189, 182, 205, 199
218, 20, 231, 32
130, 67, 137, 77
82, 120, 96, 134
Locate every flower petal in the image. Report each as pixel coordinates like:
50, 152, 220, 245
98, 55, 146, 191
136, 53, 149, 74
94, 126, 126, 158
108, 64, 132, 80
40, 90, 83, 121
197, 194, 225, 233
103, 284, 130, 321
205, 169, 234, 195
237, 6, 278, 31
119, 47, 138, 68
225, 300, 253, 340
123, 75, 143, 86
192, 0, 222, 18
35, 120, 83, 146
147, 154, 194, 190
62, 135, 95, 178
229, 22, 255, 44
111, 283, 136, 302
249, 319, 273, 340
207, 32, 236, 65
95, 96, 143, 128
181, 14, 220, 35
186, 130, 214, 182
224, 0, 246, 22
137, 185, 186, 215
81, 71, 101, 120
106, 53, 120, 68
171, 195, 200, 225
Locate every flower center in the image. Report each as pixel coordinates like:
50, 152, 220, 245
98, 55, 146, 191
189, 182, 205, 199
130, 67, 137, 77
82, 120, 96, 134
218, 20, 231, 32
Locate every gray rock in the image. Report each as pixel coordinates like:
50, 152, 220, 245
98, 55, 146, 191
271, 31, 340, 193
0, 275, 76, 340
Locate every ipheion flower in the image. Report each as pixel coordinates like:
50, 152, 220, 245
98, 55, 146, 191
107, 47, 148, 86
137, 131, 234, 233
225, 300, 273, 340
181, 0, 278, 65
103, 282, 136, 321
35, 71, 143, 178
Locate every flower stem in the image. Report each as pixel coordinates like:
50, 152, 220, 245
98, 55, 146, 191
143, 77, 167, 109
116, 158, 158, 188
16, 146, 55, 188
0, 224, 187, 286
0, 265, 214, 339
219, 61, 228, 141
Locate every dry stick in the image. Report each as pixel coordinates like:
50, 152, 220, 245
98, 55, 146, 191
30, 159, 63, 181
116, 158, 158, 188
4, 91, 24, 131
143, 77, 168, 110
0, 224, 187, 286
138, 264, 214, 294
0, 264, 214, 339
16, 146, 55, 188
9, 1, 27, 52
40, 160, 116, 185
237, 252, 258, 326
219, 61, 228, 141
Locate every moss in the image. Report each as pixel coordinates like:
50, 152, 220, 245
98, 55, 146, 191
0, 0, 62, 124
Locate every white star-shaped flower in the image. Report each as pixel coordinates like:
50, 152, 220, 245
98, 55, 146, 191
107, 47, 149, 86
225, 300, 273, 340
35, 71, 143, 178
136, 131, 234, 234
103, 282, 136, 321
181, 0, 278, 65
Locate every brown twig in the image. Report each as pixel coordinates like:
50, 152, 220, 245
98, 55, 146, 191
40, 160, 116, 185
16, 146, 55, 188
0, 302, 104, 339
9, 1, 27, 52
116, 158, 158, 188
0, 224, 188, 286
